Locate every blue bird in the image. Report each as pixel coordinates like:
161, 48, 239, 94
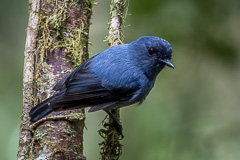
30, 36, 174, 137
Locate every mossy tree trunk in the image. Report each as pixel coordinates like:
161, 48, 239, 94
18, 0, 92, 159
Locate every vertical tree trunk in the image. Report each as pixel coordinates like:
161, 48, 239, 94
18, 0, 92, 159
99, 0, 126, 159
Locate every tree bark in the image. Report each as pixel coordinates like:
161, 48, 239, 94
18, 0, 92, 159
99, 0, 126, 159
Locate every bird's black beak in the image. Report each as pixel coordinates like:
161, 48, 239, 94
159, 59, 174, 69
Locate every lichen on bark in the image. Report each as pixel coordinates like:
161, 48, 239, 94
18, 0, 93, 159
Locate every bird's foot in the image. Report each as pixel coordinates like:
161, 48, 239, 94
104, 122, 124, 139
104, 109, 125, 139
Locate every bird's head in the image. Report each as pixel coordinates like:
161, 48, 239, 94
130, 36, 174, 78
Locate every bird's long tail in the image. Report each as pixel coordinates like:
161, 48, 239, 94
29, 96, 55, 122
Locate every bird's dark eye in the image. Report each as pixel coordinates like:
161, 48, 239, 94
148, 47, 155, 55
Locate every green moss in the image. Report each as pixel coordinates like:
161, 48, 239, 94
105, 0, 130, 47
67, 112, 85, 121
25, 1, 92, 159
61, 26, 87, 67
46, 128, 53, 132
72, 144, 82, 152
65, 127, 77, 135
35, 131, 47, 140
34, 0, 91, 70
35, 131, 48, 147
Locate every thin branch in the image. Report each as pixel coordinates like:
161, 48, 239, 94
99, 0, 127, 159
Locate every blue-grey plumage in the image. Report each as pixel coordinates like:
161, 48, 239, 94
88, 36, 173, 110
29, 36, 174, 134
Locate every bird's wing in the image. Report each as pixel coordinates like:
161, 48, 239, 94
53, 73, 70, 91
51, 60, 140, 111
53, 60, 92, 91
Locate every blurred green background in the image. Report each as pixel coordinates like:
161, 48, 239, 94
1, 0, 240, 159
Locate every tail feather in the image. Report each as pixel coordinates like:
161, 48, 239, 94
30, 97, 55, 122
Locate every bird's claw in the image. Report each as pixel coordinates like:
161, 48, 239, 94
104, 122, 124, 139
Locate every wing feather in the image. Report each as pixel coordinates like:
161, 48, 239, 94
51, 60, 139, 111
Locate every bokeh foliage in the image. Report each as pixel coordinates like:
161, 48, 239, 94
0, 0, 240, 159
